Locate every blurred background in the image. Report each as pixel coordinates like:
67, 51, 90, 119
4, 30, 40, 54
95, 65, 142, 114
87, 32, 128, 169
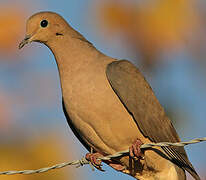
0, 0, 205, 179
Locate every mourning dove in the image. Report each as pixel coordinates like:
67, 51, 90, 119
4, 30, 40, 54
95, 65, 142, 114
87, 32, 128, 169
19, 12, 200, 180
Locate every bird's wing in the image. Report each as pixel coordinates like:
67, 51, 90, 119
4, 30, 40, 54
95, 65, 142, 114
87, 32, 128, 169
106, 60, 200, 180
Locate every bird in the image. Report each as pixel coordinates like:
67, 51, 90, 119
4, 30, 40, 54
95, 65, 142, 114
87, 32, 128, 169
19, 11, 200, 180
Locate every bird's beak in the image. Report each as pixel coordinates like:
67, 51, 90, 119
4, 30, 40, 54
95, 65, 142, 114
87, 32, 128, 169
19, 35, 32, 49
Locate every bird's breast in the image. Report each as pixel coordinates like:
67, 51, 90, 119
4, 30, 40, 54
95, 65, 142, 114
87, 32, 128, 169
60, 63, 149, 154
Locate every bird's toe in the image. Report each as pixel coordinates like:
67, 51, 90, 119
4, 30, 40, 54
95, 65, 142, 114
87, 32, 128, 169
129, 138, 144, 160
85, 152, 104, 171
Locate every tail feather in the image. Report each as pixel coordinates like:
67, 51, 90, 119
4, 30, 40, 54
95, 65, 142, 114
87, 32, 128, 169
184, 166, 201, 180
162, 147, 201, 180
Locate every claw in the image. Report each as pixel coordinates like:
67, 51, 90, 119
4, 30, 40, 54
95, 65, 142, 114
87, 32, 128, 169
129, 139, 144, 160
85, 152, 105, 171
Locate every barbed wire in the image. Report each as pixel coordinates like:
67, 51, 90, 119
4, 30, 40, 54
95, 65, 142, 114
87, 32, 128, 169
0, 137, 205, 175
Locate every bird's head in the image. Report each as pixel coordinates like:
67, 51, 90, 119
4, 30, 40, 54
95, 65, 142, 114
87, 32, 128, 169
19, 11, 68, 49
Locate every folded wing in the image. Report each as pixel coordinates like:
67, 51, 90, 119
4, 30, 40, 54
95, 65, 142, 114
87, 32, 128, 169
106, 60, 200, 180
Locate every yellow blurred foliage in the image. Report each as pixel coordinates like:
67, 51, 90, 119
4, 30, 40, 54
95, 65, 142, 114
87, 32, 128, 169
0, 6, 26, 54
0, 134, 78, 180
98, 0, 200, 65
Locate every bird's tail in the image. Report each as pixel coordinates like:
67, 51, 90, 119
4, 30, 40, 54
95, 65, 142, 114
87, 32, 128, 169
162, 147, 201, 180
184, 166, 201, 180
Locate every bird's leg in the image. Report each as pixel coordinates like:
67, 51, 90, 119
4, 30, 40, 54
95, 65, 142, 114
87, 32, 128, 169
129, 138, 144, 159
85, 147, 104, 171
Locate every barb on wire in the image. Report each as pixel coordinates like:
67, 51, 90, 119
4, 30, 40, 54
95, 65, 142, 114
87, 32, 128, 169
0, 137, 205, 176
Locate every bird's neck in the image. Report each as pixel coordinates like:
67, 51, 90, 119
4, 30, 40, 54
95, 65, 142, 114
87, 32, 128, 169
45, 33, 108, 99
46, 34, 102, 77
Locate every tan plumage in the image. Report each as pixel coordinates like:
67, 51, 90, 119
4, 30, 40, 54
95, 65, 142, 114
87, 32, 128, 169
19, 11, 200, 180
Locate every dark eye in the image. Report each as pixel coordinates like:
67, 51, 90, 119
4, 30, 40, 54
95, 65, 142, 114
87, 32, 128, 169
40, 20, 48, 28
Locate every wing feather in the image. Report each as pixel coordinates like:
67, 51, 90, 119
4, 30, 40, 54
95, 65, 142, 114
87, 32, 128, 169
106, 60, 200, 180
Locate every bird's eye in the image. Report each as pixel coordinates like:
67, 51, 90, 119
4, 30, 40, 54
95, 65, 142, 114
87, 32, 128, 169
40, 20, 48, 28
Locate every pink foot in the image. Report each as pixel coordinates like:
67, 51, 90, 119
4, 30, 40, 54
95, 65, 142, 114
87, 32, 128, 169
129, 139, 144, 159
85, 152, 104, 171
85, 152, 125, 172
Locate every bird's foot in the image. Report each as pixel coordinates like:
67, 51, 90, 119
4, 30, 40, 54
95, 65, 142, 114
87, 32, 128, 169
129, 138, 144, 160
85, 152, 125, 172
85, 152, 104, 171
